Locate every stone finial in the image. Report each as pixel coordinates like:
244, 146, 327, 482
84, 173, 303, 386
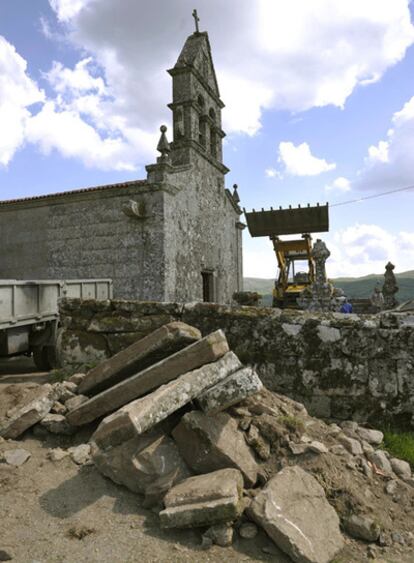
157, 125, 171, 162
382, 261, 399, 310
232, 184, 240, 204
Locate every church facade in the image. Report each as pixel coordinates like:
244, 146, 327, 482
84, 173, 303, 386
0, 30, 244, 303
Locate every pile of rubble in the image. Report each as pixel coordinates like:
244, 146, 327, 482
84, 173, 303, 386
1, 321, 414, 563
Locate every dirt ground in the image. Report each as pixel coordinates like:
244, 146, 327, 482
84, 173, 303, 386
0, 358, 412, 563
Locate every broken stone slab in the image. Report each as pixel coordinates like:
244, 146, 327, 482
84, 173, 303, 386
78, 322, 202, 396
0, 384, 57, 439
92, 351, 242, 450
91, 429, 190, 494
172, 410, 259, 488
248, 465, 344, 563
159, 468, 243, 528
3, 448, 31, 467
197, 366, 263, 414
67, 330, 229, 427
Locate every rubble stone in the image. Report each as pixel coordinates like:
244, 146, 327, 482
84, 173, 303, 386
248, 465, 344, 563
172, 411, 259, 487
51, 401, 67, 415
0, 384, 56, 439
67, 330, 229, 426
68, 373, 86, 386
203, 523, 234, 546
159, 468, 243, 528
338, 434, 363, 455
3, 448, 31, 466
343, 514, 380, 542
40, 414, 76, 435
244, 425, 271, 461
366, 450, 393, 474
64, 395, 89, 411
91, 430, 190, 494
78, 322, 201, 395
390, 458, 411, 479
357, 427, 384, 446
239, 522, 258, 539
48, 448, 69, 462
68, 444, 91, 465
197, 367, 263, 414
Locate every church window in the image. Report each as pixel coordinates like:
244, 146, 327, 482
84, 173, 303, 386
199, 116, 206, 148
209, 108, 216, 122
197, 94, 205, 108
210, 126, 217, 158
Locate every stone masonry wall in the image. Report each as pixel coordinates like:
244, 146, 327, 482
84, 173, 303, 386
59, 299, 414, 428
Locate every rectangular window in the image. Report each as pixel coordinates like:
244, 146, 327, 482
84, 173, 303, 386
201, 271, 214, 302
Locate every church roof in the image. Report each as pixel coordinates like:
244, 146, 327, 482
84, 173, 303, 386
0, 179, 147, 207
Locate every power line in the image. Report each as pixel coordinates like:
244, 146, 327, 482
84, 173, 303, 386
330, 183, 414, 207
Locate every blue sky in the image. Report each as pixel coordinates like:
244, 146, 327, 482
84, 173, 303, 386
1, 0, 414, 279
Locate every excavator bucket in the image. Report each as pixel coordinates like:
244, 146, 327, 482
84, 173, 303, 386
244, 204, 329, 238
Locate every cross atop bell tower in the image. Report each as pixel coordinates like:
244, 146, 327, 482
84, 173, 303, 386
167, 18, 228, 175
192, 9, 200, 33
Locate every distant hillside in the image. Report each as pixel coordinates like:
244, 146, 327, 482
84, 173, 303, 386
244, 271, 414, 304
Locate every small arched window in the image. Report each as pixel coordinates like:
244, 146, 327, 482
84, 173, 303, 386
197, 94, 205, 108
209, 108, 216, 122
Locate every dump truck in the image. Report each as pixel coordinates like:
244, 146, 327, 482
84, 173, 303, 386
0, 279, 113, 370
244, 203, 329, 308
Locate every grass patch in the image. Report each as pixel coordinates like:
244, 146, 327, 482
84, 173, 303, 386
278, 415, 305, 434
382, 429, 414, 468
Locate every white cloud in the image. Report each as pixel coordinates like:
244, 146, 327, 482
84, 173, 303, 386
278, 142, 336, 176
26, 101, 129, 170
0, 36, 44, 166
49, 0, 92, 22
46, 58, 106, 96
46, 0, 414, 140
325, 176, 351, 192
328, 223, 414, 277
265, 167, 280, 178
244, 223, 414, 280
356, 95, 414, 191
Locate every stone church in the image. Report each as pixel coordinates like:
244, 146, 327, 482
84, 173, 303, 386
0, 28, 244, 303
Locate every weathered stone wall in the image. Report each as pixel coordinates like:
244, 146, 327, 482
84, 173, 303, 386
59, 299, 414, 428
0, 183, 166, 301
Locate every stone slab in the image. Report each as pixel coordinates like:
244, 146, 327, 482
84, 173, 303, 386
160, 469, 243, 528
67, 329, 229, 427
172, 410, 259, 487
92, 351, 242, 450
248, 465, 344, 563
78, 322, 201, 395
91, 429, 190, 494
0, 384, 56, 439
159, 497, 241, 529
163, 468, 243, 508
197, 366, 263, 414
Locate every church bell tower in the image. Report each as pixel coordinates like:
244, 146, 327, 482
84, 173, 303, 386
167, 12, 229, 175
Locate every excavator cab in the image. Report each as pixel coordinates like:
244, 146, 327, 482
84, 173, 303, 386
244, 204, 329, 309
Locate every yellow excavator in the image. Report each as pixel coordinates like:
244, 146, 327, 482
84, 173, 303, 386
244, 203, 329, 308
